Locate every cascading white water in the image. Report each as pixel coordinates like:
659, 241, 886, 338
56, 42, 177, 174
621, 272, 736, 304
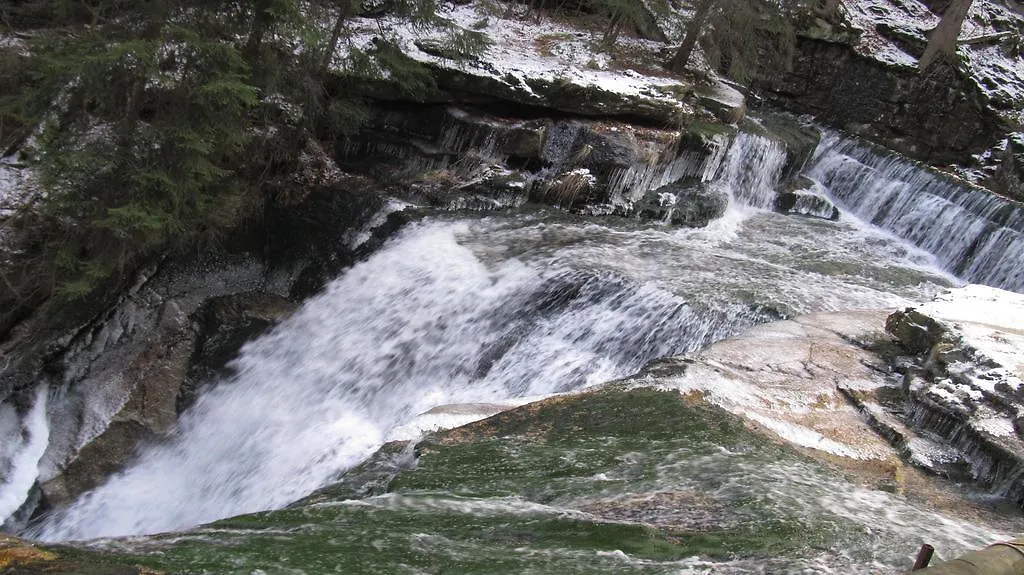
0, 387, 48, 527
19, 126, 981, 547
808, 132, 1024, 292
34, 222, 761, 541
716, 132, 788, 210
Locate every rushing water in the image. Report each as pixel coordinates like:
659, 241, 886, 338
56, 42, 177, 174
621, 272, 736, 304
18, 130, 1019, 570
31, 216, 950, 542
808, 132, 1024, 291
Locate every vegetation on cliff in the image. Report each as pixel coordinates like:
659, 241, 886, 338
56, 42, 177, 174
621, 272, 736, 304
0, 0, 483, 302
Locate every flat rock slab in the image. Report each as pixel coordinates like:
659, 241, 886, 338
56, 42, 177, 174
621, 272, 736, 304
630, 310, 897, 462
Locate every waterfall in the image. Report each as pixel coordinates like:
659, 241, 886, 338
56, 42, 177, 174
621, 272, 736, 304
33, 222, 764, 541
807, 133, 1024, 292
716, 132, 788, 210
0, 387, 48, 526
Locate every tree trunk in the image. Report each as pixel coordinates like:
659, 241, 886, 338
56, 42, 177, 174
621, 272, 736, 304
919, 0, 973, 71
603, 12, 624, 46
321, 1, 356, 74
245, 0, 274, 58
668, 0, 716, 73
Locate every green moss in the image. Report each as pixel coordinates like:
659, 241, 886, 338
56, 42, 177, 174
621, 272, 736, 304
686, 121, 735, 139
46, 390, 851, 574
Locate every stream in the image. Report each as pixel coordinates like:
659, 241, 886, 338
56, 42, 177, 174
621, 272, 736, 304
11, 130, 1024, 572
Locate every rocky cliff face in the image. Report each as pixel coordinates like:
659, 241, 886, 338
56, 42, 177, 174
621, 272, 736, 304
757, 36, 1000, 164
750, 0, 1023, 188
1, 0, 1023, 550
0, 177, 398, 525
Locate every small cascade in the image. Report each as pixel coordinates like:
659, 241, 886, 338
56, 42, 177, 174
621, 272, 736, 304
0, 387, 48, 526
33, 222, 766, 541
716, 132, 788, 210
808, 132, 1024, 292
604, 134, 731, 204
341, 107, 512, 173
436, 108, 504, 161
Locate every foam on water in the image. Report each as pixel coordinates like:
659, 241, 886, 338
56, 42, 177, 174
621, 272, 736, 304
34, 222, 750, 541
808, 132, 1024, 292
21, 127, 1021, 557
0, 387, 48, 526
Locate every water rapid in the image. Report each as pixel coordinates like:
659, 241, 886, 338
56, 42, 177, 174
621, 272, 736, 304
23, 127, 1019, 564
808, 132, 1024, 292
33, 222, 766, 541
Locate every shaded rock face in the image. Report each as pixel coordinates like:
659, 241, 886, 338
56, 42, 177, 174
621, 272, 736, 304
39, 291, 298, 510
181, 293, 298, 413
990, 134, 1024, 202
339, 103, 738, 220
755, 37, 1002, 164
0, 177, 404, 521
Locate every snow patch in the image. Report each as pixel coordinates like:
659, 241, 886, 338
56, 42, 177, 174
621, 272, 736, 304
337, 3, 693, 122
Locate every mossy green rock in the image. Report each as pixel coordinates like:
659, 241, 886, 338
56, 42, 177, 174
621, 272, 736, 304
33, 389, 869, 574
32, 387, 999, 573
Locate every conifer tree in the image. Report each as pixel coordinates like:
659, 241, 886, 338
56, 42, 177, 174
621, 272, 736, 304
1, 0, 474, 297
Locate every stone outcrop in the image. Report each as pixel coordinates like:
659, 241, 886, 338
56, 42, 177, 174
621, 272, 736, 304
38, 292, 298, 510
753, 33, 1004, 165
340, 103, 738, 220
633, 181, 728, 227
843, 286, 1024, 508
0, 175, 403, 522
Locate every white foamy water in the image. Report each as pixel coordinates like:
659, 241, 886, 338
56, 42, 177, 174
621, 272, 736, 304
0, 387, 48, 526
717, 132, 788, 211
24, 126, 1022, 555
34, 222, 753, 541
808, 132, 1024, 292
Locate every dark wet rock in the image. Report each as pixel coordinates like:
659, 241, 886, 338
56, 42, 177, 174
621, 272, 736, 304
181, 293, 297, 411
633, 181, 729, 228
885, 308, 949, 356
753, 36, 1003, 165
340, 104, 735, 218
354, 60, 697, 128
40, 293, 295, 509
774, 177, 840, 220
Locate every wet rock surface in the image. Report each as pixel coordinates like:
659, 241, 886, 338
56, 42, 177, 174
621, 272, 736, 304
633, 181, 729, 227
341, 104, 742, 217
842, 286, 1024, 508
19, 387, 1010, 574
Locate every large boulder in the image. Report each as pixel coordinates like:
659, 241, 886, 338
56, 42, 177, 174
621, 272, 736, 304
633, 181, 729, 227
753, 36, 1003, 165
